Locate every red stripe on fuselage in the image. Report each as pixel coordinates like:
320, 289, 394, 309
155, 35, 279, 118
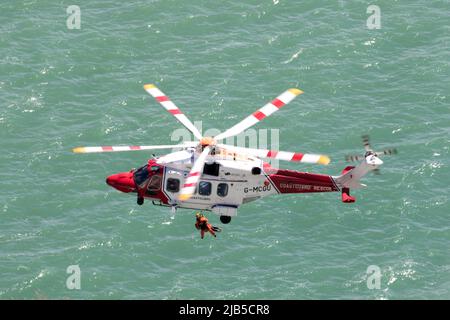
102, 146, 113, 151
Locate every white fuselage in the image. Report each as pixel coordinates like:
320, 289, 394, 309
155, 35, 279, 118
156, 155, 277, 216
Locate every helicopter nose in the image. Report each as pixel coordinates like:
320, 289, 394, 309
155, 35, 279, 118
106, 172, 136, 193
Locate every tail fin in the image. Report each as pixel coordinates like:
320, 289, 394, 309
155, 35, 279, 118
334, 154, 382, 188
333, 154, 383, 203
334, 166, 366, 190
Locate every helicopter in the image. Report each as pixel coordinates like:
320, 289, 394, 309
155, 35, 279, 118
73, 84, 396, 224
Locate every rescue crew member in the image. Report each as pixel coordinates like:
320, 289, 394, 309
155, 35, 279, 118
195, 213, 221, 239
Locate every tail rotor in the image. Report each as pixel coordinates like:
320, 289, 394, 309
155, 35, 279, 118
344, 135, 398, 174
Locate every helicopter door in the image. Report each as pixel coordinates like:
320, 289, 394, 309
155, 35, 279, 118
145, 172, 162, 196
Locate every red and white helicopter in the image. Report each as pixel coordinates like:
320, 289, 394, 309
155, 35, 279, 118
73, 84, 396, 224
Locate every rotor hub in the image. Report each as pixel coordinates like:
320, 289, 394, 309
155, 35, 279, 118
200, 137, 216, 147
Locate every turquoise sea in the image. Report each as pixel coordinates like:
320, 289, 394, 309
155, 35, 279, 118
0, 0, 449, 299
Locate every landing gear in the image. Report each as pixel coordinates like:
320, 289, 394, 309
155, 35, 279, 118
137, 197, 144, 205
220, 215, 231, 224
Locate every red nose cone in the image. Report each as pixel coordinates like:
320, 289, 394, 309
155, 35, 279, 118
106, 172, 136, 193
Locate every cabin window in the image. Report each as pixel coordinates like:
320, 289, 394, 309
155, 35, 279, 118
217, 183, 228, 197
166, 178, 180, 193
198, 181, 212, 196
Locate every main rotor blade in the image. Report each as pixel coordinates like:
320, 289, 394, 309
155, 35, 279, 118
214, 88, 303, 141
72, 143, 194, 154
157, 150, 193, 164
143, 84, 203, 140
217, 144, 330, 165
178, 146, 211, 202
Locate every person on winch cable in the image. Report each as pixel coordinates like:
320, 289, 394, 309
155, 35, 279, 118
195, 212, 221, 239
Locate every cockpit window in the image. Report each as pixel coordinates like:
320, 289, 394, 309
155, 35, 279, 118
146, 175, 162, 195
133, 165, 150, 187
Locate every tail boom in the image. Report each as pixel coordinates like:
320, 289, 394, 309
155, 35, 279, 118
268, 169, 339, 194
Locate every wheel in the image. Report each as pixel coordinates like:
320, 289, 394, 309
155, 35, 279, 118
137, 197, 144, 205
220, 215, 231, 224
